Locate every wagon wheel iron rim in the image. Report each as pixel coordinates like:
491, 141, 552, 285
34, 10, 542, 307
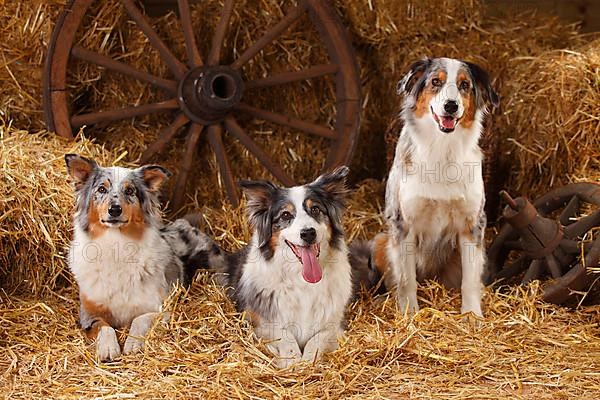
43, 0, 361, 211
487, 183, 600, 304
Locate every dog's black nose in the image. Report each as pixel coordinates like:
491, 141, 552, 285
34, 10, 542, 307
108, 204, 122, 217
300, 228, 317, 244
444, 100, 459, 114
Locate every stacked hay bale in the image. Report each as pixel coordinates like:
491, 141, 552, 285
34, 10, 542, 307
501, 40, 600, 193
0, 1, 66, 128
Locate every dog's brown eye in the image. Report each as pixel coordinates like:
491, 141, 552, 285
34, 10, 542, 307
97, 186, 107, 194
459, 81, 470, 91
432, 78, 442, 87
310, 206, 321, 216
124, 187, 135, 196
281, 211, 293, 221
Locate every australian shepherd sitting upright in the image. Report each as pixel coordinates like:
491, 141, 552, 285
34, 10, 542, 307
66, 154, 215, 361
372, 58, 499, 317
208, 167, 353, 368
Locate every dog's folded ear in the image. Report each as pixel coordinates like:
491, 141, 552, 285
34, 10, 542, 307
139, 165, 172, 192
239, 180, 278, 248
239, 180, 278, 207
310, 166, 350, 202
398, 58, 431, 96
465, 61, 499, 109
65, 154, 97, 190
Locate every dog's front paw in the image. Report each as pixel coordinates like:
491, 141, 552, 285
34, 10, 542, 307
461, 304, 483, 326
396, 291, 419, 315
97, 326, 121, 361
461, 301, 483, 319
302, 343, 321, 363
123, 335, 145, 355
271, 345, 302, 369
274, 354, 301, 369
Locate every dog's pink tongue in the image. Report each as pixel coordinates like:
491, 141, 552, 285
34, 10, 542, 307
441, 116, 456, 129
299, 246, 322, 283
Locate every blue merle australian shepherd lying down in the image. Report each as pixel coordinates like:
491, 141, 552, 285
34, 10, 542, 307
65, 154, 216, 361
205, 167, 354, 368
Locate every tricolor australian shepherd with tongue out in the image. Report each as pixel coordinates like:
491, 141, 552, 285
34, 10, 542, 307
372, 57, 499, 317
209, 167, 352, 368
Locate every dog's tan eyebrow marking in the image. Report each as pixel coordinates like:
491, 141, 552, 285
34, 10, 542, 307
122, 181, 135, 189
305, 198, 320, 210
279, 202, 295, 214
457, 71, 470, 84
436, 70, 447, 82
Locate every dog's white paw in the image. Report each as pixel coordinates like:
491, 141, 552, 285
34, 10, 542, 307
461, 300, 483, 318
271, 345, 302, 369
461, 303, 483, 326
274, 355, 301, 369
123, 335, 145, 355
302, 345, 319, 363
97, 326, 121, 361
396, 292, 419, 315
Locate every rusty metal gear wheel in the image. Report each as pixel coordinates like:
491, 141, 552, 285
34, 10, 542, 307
43, 0, 361, 209
488, 183, 600, 304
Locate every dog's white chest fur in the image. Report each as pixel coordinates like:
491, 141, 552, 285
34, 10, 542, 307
69, 227, 175, 327
395, 128, 484, 239
239, 239, 352, 349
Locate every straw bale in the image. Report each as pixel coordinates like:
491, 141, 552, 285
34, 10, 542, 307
0, 0, 66, 128
500, 39, 600, 193
333, 0, 482, 47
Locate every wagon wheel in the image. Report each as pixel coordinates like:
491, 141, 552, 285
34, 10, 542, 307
43, 0, 361, 210
488, 183, 600, 304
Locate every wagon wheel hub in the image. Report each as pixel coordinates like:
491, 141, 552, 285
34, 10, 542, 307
178, 66, 244, 125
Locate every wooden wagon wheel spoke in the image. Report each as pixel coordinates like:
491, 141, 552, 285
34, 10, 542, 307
206, 123, 239, 206
235, 102, 337, 139
559, 239, 594, 254
177, 0, 203, 67
245, 64, 339, 89
559, 195, 580, 226
522, 259, 543, 285
545, 254, 562, 279
119, 0, 187, 78
496, 255, 529, 280
552, 245, 573, 268
564, 209, 600, 239
172, 123, 204, 210
71, 46, 177, 93
224, 116, 294, 186
231, 4, 306, 70
71, 99, 179, 128
504, 240, 523, 251
207, 0, 234, 66
140, 113, 190, 163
